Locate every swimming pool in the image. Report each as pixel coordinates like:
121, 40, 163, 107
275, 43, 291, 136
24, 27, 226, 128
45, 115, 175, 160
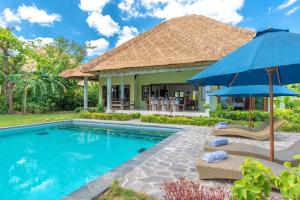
0, 121, 178, 200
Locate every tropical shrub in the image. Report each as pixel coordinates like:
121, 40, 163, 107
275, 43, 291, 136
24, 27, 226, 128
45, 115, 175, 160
272, 155, 300, 200
80, 112, 141, 121
278, 122, 300, 133
27, 103, 48, 114
211, 109, 269, 122
0, 95, 8, 114
232, 157, 300, 200
275, 109, 299, 123
97, 102, 104, 112
275, 109, 300, 132
284, 97, 300, 110
231, 159, 273, 200
74, 107, 98, 113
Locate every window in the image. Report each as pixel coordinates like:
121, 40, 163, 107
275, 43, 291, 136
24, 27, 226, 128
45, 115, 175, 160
174, 91, 184, 98
102, 85, 130, 103
142, 85, 151, 100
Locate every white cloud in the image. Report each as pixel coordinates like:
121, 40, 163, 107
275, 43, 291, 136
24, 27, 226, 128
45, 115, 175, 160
119, 0, 245, 25
0, 18, 6, 27
118, 0, 140, 18
86, 12, 120, 37
116, 26, 139, 46
17, 5, 61, 26
2, 8, 20, 23
34, 37, 54, 45
86, 38, 109, 57
0, 5, 61, 28
79, 0, 109, 12
19, 36, 54, 46
277, 0, 298, 10
286, 5, 300, 15
79, 0, 119, 37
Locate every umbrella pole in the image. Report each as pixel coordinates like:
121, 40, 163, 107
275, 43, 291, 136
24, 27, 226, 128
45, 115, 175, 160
268, 68, 275, 162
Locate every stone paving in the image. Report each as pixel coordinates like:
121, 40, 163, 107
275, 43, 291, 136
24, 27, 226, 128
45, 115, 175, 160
119, 123, 300, 199
64, 119, 300, 200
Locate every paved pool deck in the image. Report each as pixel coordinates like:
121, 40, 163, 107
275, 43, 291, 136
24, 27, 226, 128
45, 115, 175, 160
65, 119, 300, 200
120, 122, 300, 199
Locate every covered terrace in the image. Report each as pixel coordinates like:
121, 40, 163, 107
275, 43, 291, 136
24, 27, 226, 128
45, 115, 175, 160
60, 15, 255, 115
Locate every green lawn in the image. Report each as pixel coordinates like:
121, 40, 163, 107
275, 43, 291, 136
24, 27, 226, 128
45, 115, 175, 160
0, 112, 80, 127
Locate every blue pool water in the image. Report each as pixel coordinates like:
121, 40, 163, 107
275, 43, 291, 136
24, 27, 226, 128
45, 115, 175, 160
0, 121, 177, 200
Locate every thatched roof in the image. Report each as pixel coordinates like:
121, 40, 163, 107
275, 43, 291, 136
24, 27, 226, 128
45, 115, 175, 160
60, 68, 95, 79
62, 14, 255, 78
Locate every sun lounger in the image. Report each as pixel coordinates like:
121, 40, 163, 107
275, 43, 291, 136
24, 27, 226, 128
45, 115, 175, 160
204, 139, 300, 166
212, 119, 286, 140
228, 120, 268, 131
197, 154, 285, 180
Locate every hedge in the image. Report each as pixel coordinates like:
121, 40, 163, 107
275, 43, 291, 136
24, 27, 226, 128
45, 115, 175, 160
140, 114, 261, 127
80, 112, 141, 121
75, 107, 98, 113
211, 110, 269, 122
275, 109, 300, 132
278, 122, 300, 133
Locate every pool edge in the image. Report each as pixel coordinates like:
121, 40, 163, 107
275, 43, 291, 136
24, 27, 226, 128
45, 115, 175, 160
63, 121, 184, 200
0, 119, 184, 200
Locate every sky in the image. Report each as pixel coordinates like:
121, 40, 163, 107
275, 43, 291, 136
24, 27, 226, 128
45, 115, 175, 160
0, 0, 300, 60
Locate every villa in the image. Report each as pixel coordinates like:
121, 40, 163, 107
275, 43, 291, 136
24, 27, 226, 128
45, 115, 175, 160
2, 0, 300, 197
2, 8, 300, 199
61, 15, 271, 114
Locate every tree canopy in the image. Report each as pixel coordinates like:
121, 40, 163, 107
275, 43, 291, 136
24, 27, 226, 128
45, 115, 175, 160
0, 27, 92, 114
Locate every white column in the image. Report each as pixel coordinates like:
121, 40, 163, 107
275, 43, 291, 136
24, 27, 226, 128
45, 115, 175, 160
84, 76, 88, 110
106, 76, 112, 113
120, 76, 125, 101
205, 86, 211, 116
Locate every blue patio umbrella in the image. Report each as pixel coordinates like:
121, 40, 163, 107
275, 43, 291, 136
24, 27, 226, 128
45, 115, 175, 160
210, 85, 299, 130
210, 85, 299, 97
188, 29, 300, 161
